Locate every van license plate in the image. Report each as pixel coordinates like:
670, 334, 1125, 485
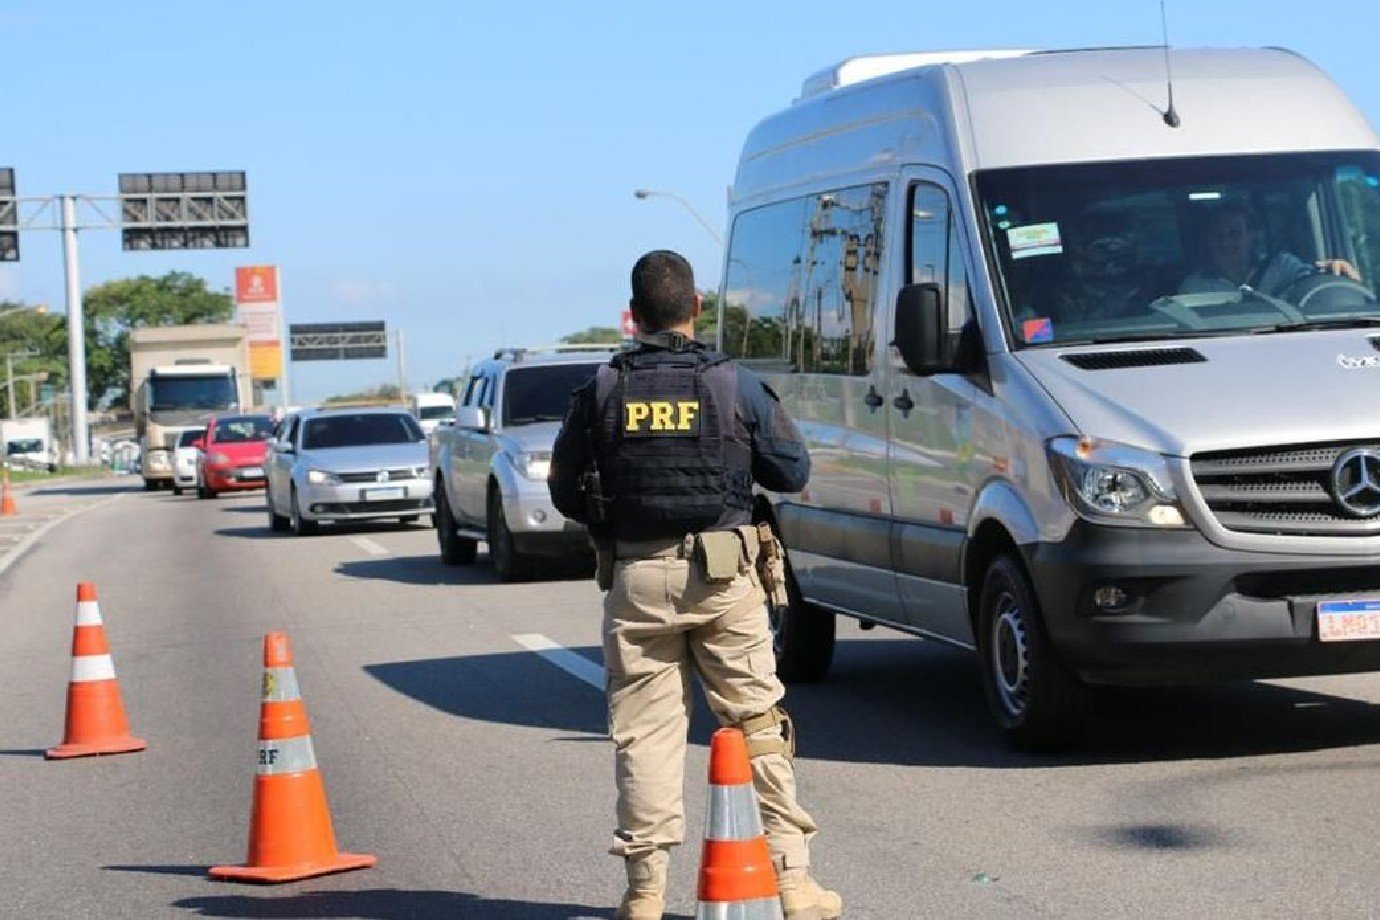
240, 467, 264, 479
363, 487, 405, 501
1317, 600, 1380, 642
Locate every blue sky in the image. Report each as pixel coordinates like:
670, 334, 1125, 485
2, 0, 1377, 402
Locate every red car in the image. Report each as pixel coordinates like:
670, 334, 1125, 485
195, 414, 275, 499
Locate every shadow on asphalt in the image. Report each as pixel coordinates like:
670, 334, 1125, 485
337, 554, 592, 587
0, 749, 48, 758
170, 889, 651, 919
214, 523, 432, 542
367, 637, 1380, 768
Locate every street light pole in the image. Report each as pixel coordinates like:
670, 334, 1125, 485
632, 188, 724, 247
60, 195, 89, 465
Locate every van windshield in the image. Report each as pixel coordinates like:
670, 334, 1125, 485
977, 152, 1380, 347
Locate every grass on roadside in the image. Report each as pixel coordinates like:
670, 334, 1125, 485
5, 467, 100, 484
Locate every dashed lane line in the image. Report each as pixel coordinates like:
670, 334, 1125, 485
513, 633, 606, 690
350, 536, 390, 557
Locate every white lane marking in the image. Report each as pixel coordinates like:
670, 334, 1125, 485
513, 633, 605, 690
0, 495, 124, 579
350, 536, 389, 557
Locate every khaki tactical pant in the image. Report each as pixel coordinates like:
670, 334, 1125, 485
603, 531, 818, 870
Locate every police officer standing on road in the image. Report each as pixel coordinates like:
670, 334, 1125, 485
550, 250, 841, 920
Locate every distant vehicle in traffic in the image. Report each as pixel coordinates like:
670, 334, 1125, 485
1, 417, 56, 472
410, 391, 456, 436
430, 345, 612, 579
171, 427, 206, 496
266, 406, 433, 536
196, 415, 274, 499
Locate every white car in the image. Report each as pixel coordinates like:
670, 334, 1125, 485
171, 427, 205, 496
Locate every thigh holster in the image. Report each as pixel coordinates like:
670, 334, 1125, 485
734, 706, 794, 760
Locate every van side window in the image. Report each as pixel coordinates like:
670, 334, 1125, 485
909, 184, 973, 339
722, 183, 886, 375
462, 374, 486, 407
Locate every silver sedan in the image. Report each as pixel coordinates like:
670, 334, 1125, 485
265, 407, 434, 536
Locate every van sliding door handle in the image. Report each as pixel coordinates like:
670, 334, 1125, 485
893, 389, 915, 416
863, 385, 884, 411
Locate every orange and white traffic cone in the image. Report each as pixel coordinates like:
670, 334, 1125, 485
46, 582, 147, 760
1, 467, 16, 516
210, 631, 375, 883
696, 728, 783, 919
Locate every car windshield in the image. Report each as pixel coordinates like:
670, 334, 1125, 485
6, 438, 41, 455
502, 363, 603, 426
176, 429, 205, 448
212, 416, 273, 443
302, 412, 422, 450
977, 152, 1380, 347
417, 404, 453, 421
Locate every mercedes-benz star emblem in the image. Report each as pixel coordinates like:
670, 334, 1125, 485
1331, 448, 1380, 518
376, 470, 390, 484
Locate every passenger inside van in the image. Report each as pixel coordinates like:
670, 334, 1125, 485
1180, 202, 1360, 298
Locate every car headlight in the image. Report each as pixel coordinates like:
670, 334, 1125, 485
207, 452, 231, 466
306, 468, 342, 486
1047, 436, 1189, 528
506, 449, 552, 481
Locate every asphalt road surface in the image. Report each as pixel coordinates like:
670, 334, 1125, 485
5, 481, 1380, 919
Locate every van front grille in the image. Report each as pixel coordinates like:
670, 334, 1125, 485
1191, 441, 1380, 536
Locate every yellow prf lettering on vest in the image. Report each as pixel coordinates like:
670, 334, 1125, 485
676, 400, 698, 431
625, 402, 650, 431
624, 399, 701, 434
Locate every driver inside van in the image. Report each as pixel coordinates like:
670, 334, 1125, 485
1180, 203, 1360, 298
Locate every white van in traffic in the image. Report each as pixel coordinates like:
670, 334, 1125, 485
721, 47, 1380, 748
410, 390, 456, 435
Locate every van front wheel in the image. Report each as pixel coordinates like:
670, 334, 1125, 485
977, 554, 1087, 751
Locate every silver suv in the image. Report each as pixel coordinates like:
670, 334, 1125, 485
430, 345, 615, 579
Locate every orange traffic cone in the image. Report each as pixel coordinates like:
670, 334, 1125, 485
1, 467, 16, 516
696, 728, 783, 919
46, 582, 147, 760
210, 632, 375, 883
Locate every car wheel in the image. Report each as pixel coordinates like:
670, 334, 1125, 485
486, 488, 528, 581
197, 483, 215, 499
172, 485, 183, 496
767, 522, 836, 683
266, 486, 289, 533
977, 554, 1087, 752
142, 479, 156, 492
398, 515, 421, 525
435, 482, 476, 565
289, 486, 319, 537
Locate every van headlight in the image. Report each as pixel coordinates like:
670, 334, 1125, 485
306, 469, 342, 486
1047, 437, 1189, 528
505, 449, 552, 480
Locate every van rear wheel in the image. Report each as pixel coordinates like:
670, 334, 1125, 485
977, 554, 1086, 751
769, 530, 835, 683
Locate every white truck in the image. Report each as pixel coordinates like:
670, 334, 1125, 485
1, 417, 54, 471
129, 324, 252, 491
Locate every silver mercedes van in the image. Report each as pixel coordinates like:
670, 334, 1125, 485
719, 47, 1380, 748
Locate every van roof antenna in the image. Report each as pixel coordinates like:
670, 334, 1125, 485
1160, 0, 1181, 127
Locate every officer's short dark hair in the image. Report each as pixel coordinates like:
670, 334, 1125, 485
630, 250, 696, 331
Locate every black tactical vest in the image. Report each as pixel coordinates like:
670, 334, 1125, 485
592, 344, 753, 540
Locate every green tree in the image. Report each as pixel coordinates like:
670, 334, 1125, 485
0, 304, 66, 413
323, 383, 402, 404
560, 326, 623, 345
82, 271, 234, 408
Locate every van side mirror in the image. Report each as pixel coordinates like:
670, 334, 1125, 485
456, 405, 491, 431
893, 282, 949, 376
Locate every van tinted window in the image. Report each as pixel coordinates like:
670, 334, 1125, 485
721, 183, 886, 374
